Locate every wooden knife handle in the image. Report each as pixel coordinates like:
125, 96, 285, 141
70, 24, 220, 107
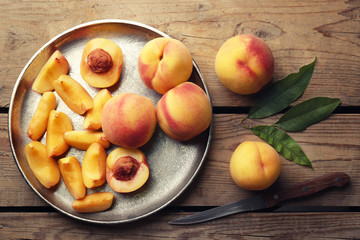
265, 172, 350, 207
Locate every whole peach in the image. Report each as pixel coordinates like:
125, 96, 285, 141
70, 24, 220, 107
138, 37, 193, 94
102, 93, 156, 148
156, 82, 212, 141
230, 141, 281, 191
215, 34, 274, 95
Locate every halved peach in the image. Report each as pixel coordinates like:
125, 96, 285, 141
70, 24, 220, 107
80, 38, 123, 88
24, 141, 60, 188
72, 192, 114, 213
83, 89, 112, 130
63, 130, 110, 150
27, 91, 56, 140
82, 143, 107, 188
106, 147, 149, 193
58, 156, 86, 199
32, 50, 69, 93
53, 74, 93, 115
46, 110, 73, 157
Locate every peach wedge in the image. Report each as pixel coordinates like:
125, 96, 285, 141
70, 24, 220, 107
53, 74, 93, 115
83, 89, 112, 130
27, 92, 56, 140
32, 50, 69, 93
58, 156, 86, 199
82, 143, 107, 188
72, 192, 114, 213
80, 38, 123, 88
46, 110, 73, 157
24, 141, 60, 188
63, 130, 110, 151
106, 147, 150, 193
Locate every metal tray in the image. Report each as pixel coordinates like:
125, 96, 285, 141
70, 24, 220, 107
8, 19, 212, 224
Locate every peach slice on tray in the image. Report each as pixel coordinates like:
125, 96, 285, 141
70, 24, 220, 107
24, 141, 60, 188
32, 50, 69, 93
82, 143, 107, 189
53, 74, 93, 115
27, 91, 56, 141
72, 192, 114, 213
63, 130, 110, 151
83, 89, 112, 130
138, 37, 193, 94
46, 110, 73, 157
58, 156, 86, 199
80, 38, 123, 88
106, 147, 149, 193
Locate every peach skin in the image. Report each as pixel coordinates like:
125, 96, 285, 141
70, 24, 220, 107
230, 141, 281, 191
102, 93, 156, 148
156, 82, 212, 141
72, 192, 114, 213
80, 38, 123, 88
215, 34, 274, 95
138, 37, 193, 94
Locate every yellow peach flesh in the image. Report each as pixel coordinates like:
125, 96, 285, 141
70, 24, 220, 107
82, 143, 107, 188
83, 89, 112, 130
72, 192, 114, 213
63, 130, 110, 151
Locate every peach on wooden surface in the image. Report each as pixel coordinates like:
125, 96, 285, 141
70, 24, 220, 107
106, 147, 149, 193
63, 130, 110, 151
156, 82, 212, 141
24, 141, 60, 188
230, 141, 281, 191
80, 38, 123, 88
53, 74, 93, 115
138, 37, 193, 94
27, 92, 56, 141
72, 192, 114, 213
58, 156, 86, 199
102, 93, 156, 148
46, 110, 73, 157
83, 89, 112, 130
82, 143, 107, 188
32, 50, 69, 93
215, 34, 274, 95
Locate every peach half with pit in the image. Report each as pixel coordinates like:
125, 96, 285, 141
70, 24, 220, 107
156, 82, 212, 141
101, 93, 156, 148
215, 34, 274, 95
80, 38, 123, 88
138, 37, 193, 94
106, 147, 149, 193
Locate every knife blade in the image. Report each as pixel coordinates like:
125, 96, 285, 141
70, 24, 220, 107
169, 172, 350, 225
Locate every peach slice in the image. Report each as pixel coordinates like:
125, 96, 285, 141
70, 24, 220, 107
46, 110, 73, 157
106, 147, 149, 193
27, 92, 56, 140
82, 143, 107, 188
156, 82, 212, 141
80, 38, 123, 88
138, 37, 193, 94
63, 130, 110, 150
32, 50, 69, 93
24, 141, 60, 188
72, 192, 114, 213
102, 93, 157, 148
83, 89, 112, 130
53, 74, 93, 115
58, 156, 86, 199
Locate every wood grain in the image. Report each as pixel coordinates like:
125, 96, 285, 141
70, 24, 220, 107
0, 212, 359, 239
2, 113, 359, 207
1, 0, 359, 108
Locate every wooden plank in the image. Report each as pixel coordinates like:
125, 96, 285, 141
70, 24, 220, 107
2, 113, 359, 207
0, 212, 359, 239
1, 0, 359, 108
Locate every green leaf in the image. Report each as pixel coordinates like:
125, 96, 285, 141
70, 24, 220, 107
250, 125, 312, 167
274, 97, 341, 132
247, 58, 316, 119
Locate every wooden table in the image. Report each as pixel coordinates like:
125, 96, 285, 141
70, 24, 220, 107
1, 0, 359, 239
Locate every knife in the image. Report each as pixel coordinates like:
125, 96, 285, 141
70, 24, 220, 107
169, 172, 350, 225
